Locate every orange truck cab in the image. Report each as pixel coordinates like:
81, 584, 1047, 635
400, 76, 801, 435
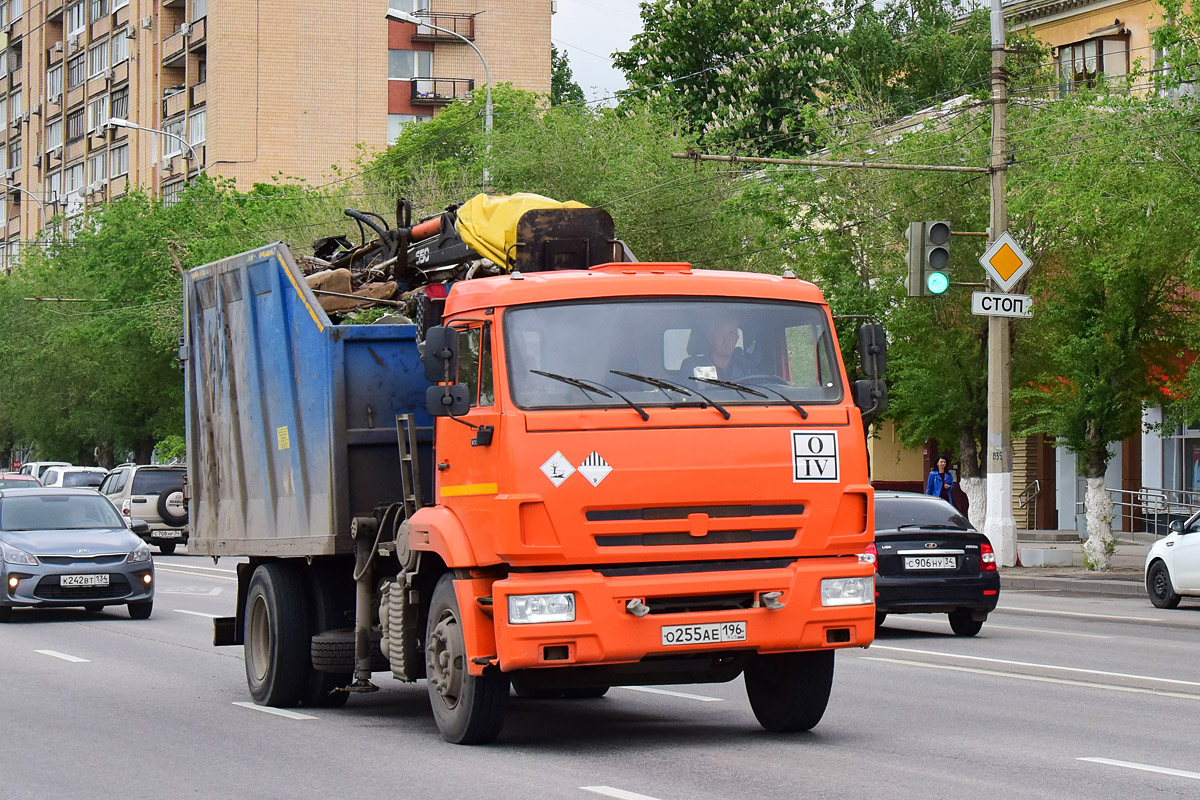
412, 259, 882, 741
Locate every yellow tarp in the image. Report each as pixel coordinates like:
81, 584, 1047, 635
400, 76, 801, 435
455, 193, 588, 268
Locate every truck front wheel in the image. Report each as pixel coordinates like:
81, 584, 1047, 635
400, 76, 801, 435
744, 650, 835, 732
425, 575, 509, 744
245, 563, 309, 707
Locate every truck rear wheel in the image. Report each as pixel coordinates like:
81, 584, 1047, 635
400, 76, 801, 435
744, 650, 834, 732
425, 575, 509, 744
245, 563, 309, 707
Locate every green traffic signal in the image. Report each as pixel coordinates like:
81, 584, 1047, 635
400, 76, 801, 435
926, 271, 950, 294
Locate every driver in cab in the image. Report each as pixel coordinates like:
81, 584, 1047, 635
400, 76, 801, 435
681, 318, 750, 381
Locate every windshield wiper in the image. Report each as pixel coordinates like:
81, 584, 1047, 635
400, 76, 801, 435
742, 382, 809, 419
895, 524, 965, 531
691, 376, 809, 419
610, 370, 730, 420
531, 369, 650, 421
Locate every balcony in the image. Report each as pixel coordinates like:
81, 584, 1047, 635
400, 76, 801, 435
188, 16, 206, 50
163, 86, 186, 117
409, 12, 475, 42
410, 77, 474, 106
190, 81, 206, 106
162, 28, 186, 68
46, 0, 64, 20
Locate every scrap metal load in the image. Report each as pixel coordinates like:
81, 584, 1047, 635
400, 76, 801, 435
299, 192, 634, 321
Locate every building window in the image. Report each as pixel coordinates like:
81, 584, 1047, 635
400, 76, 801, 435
89, 0, 106, 23
188, 109, 205, 145
1056, 36, 1129, 94
0, 1, 22, 27
162, 180, 183, 207
112, 0, 128, 10
197, 58, 207, 83
46, 118, 62, 150
63, 161, 83, 195
388, 50, 432, 80
110, 86, 128, 119
109, 142, 127, 176
162, 117, 183, 157
9, 88, 21, 122
192, 0, 206, 21
7, 45, 21, 75
46, 65, 63, 101
87, 150, 105, 183
0, 96, 8, 126
87, 41, 108, 77
8, 139, 20, 170
66, 106, 84, 141
388, 0, 429, 12
87, 95, 106, 131
110, 30, 129, 64
67, 54, 85, 89
388, 113, 430, 142
66, 2, 84, 36
45, 169, 60, 202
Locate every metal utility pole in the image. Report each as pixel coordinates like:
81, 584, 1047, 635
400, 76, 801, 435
985, 0, 1017, 567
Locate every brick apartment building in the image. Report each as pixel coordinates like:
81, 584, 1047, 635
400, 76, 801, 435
0, 0, 552, 265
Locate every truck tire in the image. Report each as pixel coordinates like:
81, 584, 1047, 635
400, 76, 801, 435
744, 650, 834, 732
157, 542, 177, 555
425, 575, 509, 744
157, 488, 188, 527
245, 563, 310, 707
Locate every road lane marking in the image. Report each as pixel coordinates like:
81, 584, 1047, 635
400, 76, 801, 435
158, 587, 223, 596
232, 702, 316, 720
998, 605, 1161, 622
1078, 758, 1200, 781
175, 609, 221, 618
156, 566, 236, 581
870, 645, 1200, 688
862, 658, 1200, 701
886, 617, 1112, 638
581, 787, 664, 800
156, 562, 238, 574
36, 650, 89, 663
616, 686, 723, 702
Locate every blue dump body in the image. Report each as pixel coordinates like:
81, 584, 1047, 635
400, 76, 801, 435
183, 244, 433, 557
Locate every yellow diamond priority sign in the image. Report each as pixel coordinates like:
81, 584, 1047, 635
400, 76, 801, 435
979, 231, 1032, 293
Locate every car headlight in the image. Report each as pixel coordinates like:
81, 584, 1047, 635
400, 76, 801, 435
126, 543, 152, 564
820, 576, 873, 607
508, 593, 576, 624
1, 542, 38, 566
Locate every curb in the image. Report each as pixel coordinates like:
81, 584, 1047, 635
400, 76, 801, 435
1000, 573, 1145, 598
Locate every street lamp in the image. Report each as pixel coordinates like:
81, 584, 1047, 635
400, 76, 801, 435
385, 8, 493, 190
108, 117, 201, 181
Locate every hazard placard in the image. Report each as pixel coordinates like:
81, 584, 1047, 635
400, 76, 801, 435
979, 232, 1033, 293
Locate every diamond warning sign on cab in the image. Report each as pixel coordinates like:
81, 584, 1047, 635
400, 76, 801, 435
540, 451, 575, 487
792, 431, 839, 482
577, 452, 613, 487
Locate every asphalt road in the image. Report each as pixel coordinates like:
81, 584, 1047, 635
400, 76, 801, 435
3, 553, 1200, 800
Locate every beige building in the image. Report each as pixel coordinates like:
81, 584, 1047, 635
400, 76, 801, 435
0, 0, 552, 264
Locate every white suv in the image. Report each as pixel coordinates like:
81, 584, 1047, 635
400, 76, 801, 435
98, 464, 188, 554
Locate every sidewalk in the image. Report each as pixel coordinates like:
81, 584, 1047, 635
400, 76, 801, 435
1000, 531, 1149, 597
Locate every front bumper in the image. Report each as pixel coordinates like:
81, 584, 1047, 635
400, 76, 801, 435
2, 562, 155, 609
875, 572, 1000, 615
489, 556, 874, 672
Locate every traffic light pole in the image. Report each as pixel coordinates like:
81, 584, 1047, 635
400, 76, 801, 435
985, 0, 1017, 567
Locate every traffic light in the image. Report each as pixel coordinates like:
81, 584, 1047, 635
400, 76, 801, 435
903, 221, 952, 297
923, 221, 951, 295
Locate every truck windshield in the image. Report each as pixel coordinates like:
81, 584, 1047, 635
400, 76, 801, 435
504, 298, 844, 410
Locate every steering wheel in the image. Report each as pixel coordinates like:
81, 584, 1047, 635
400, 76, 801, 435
739, 374, 790, 386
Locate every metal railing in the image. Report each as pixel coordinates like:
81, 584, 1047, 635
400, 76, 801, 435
1073, 485, 1200, 537
1017, 479, 1040, 529
409, 12, 476, 41
410, 78, 475, 105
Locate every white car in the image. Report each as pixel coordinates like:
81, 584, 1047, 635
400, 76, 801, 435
18, 461, 71, 482
1145, 511, 1200, 608
41, 466, 108, 489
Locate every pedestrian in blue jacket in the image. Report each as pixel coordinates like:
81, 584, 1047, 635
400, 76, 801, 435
926, 457, 955, 502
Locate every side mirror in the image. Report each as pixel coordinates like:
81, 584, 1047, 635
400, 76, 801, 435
423, 325, 459, 383
859, 323, 887, 378
130, 519, 151, 535
426, 385, 470, 417
853, 379, 888, 422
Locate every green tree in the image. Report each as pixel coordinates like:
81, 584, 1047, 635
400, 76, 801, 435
551, 45, 585, 106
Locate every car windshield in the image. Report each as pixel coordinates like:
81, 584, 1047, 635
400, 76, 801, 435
504, 298, 844, 411
131, 469, 184, 495
874, 495, 973, 531
63, 471, 106, 487
0, 494, 126, 530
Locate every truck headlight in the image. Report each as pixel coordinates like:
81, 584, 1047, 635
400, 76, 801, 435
820, 577, 873, 606
508, 593, 576, 624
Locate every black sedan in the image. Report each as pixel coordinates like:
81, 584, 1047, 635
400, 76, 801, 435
868, 491, 1000, 636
